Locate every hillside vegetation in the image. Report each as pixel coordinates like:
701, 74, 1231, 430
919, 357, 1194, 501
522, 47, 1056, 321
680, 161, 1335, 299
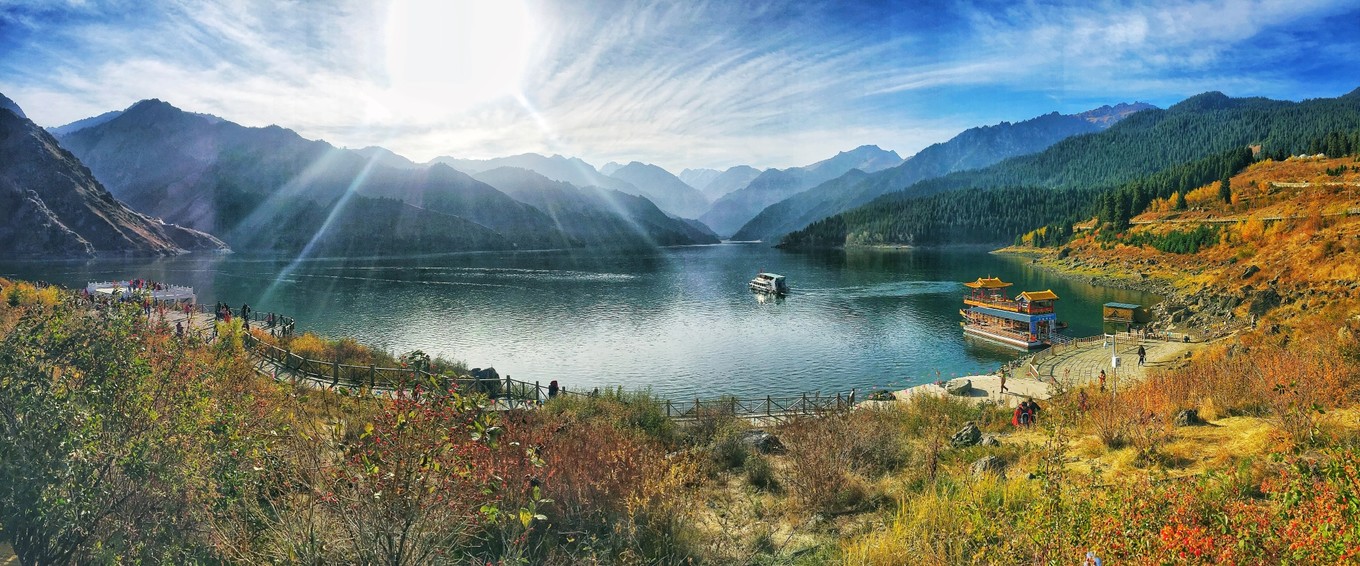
780, 90, 1360, 249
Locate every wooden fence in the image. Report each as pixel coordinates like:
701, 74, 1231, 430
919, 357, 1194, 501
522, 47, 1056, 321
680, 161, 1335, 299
663, 391, 857, 421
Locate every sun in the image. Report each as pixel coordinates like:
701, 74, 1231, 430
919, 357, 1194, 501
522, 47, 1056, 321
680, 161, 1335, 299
382, 0, 535, 115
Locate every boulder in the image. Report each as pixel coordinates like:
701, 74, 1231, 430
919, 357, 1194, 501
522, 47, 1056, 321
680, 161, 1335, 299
944, 378, 972, 396
980, 434, 1001, 447
469, 367, 504, 397
951, 422, 982, 448
1173, 409, 1203, 427
1248, 288, 1282, 316
1241, 264, 1260, 280
738, 429, 786, 454
970, 456, 1006, 478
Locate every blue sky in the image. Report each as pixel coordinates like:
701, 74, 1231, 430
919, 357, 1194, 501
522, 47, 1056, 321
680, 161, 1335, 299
3, 0, 1360, 172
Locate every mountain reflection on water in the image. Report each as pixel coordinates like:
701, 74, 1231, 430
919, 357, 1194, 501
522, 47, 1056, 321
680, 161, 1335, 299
0, 244, 1157, 399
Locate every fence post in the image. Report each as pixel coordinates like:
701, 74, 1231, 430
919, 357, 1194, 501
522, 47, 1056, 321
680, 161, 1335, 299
766, 396, 772, 418
369, 365, 376, 388
331, 360, 339, 388
802, 392, 808, 414
505, 375, 512, 400
666, 399, 672, 418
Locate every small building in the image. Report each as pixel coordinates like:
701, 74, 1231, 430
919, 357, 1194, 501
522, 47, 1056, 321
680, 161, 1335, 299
1102, 302, 1147, 323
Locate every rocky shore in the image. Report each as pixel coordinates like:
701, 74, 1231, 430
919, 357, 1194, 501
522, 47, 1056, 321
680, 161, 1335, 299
996, 247, 1254, 342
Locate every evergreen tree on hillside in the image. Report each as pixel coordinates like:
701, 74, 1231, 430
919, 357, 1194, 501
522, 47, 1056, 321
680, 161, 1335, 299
1219, 177, 1232, 204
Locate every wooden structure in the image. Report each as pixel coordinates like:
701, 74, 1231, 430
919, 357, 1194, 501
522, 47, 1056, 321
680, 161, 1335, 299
1102, 302, 1147, 323
961, 277, 1059, 350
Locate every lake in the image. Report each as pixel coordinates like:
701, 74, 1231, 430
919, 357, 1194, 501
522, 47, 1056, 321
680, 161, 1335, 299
1, 244, 1156, 399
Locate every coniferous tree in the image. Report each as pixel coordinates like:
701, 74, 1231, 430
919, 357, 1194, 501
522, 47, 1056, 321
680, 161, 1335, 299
1218, 177, 1232, 204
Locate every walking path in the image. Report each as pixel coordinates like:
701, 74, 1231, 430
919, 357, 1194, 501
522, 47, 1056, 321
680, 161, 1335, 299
1030, 335, 1204, 390
884, 334, 1213, 408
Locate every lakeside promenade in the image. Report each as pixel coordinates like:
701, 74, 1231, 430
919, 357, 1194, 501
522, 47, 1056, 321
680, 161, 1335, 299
886, 333, 1210, 408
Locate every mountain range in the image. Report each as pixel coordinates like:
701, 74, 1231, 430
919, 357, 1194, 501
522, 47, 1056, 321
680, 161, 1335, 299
698, 145, 902, 237
0, 93, 226, 258
472, 167, 717, 247
731, 103, 1154, 242
779, 89, 1360, 248
52, 100, 716, 256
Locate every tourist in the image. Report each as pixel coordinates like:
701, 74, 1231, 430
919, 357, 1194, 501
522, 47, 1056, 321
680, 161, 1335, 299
548, 380, 559, 399
1027, 399, 1041, 425
1098, 369, 1107, 392
999, 371, 1009, 394
1137, 344, 1147, 366
1084, 551, 1103, 566
176, 321, 183, 337
1012, 404, 1024, 427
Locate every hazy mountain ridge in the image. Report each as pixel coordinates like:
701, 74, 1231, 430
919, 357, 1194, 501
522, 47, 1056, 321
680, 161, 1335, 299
732, 105, 1149, 242
699, 145, 900, 237
432, 153, 636, 194
473, 167, 718, 247
694, 165, 761, 201
0, 95, 227, 258
606, 161, 710, 219
678, 167, 721, 193
46, 109, 124, 136
57, 99, 571, 254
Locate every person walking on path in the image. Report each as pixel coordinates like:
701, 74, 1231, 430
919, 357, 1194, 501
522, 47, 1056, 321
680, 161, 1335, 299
1137, 345, 1147, 367
548, 380, 559, 399
1098, 369, 1107, 392
999, 371, 1009, 394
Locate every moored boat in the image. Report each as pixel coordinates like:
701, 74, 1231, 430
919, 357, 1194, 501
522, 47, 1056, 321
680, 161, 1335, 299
749, 272, 789, 295
960, 277, 1058, 350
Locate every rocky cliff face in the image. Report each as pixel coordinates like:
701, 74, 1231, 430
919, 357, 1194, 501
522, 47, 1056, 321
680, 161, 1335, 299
0, 95, 227, 258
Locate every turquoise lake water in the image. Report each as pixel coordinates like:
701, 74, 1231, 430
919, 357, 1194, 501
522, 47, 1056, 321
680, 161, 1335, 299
1, 244, 1157, 399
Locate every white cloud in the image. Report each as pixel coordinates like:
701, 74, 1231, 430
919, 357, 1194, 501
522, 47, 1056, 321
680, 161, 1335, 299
4, 0, 1359, 172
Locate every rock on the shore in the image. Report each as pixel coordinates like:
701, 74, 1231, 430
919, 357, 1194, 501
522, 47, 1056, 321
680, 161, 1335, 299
945, 378, 972, 396
970, 455, 1006, 478
1173, 409, 1204, 427
951, 422, 982, 447
738, 429, 786, 454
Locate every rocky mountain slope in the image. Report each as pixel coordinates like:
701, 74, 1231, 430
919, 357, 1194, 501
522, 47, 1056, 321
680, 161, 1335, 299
0, 93, 227, 258
58, 100, 574, 253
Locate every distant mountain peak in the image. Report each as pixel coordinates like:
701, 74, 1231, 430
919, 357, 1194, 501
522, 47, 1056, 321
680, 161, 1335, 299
1342, 86, 1360, 100
0, 92, 27, 119
1170, 91, 1236, 112
1076, 102, 1157, 129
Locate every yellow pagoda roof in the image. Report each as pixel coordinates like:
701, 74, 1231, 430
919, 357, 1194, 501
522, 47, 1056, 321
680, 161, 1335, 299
963, 277, 1012, 289
1018, 290, 1059, 302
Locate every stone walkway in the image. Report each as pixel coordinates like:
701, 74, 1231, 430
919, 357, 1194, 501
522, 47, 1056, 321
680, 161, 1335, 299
1030, 335, 1206, 391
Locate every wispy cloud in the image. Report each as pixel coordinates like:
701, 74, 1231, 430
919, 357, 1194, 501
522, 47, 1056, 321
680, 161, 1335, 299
2, 0, 1358, 172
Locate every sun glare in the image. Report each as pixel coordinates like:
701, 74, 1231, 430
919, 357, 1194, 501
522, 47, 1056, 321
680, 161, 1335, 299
382, 0, 535, 116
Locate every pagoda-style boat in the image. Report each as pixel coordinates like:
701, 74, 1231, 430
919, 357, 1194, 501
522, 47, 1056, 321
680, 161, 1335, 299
960, 277, 1059, 350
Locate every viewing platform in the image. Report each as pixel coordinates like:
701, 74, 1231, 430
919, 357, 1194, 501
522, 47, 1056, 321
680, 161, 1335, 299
86, 280, 196, 303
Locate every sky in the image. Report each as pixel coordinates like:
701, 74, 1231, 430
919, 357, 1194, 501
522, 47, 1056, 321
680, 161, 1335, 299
3, 0, 1360, 172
